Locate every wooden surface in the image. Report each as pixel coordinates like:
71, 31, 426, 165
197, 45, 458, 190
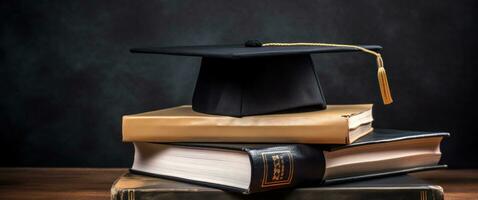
0, 168, 476, 200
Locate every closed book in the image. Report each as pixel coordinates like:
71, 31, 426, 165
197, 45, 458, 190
130, 129, 449, 194
111, 173, 444, 200
123, 104, 373, 144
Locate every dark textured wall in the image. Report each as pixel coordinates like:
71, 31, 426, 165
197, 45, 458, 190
1, 0, 477, 167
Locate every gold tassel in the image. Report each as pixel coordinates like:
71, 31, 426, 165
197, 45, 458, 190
261, 42, 394, 105
377, 56, 393, 104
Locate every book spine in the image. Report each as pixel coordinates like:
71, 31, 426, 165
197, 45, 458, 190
111, 186, 444, 200
245, 144, 326, 193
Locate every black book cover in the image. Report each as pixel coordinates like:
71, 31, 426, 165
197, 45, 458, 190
131, 129, 449, 194
112, 173, 444, 200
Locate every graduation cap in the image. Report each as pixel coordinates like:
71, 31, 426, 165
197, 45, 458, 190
131, 40, 393, 117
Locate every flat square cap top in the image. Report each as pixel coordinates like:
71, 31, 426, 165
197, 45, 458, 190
130, 44, 382, 59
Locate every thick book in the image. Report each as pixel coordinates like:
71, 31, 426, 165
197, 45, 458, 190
123, 104, 373, 144
130, 129, 449, 194
111, 173, 444, 200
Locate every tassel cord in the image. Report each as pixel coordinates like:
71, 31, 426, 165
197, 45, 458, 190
262, 42, 393, 104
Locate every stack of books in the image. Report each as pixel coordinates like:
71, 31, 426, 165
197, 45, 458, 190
112, 43, 449, 200
113, 105, 448, 199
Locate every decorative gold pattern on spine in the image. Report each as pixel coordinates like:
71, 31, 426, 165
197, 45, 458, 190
261, 151, 294, 187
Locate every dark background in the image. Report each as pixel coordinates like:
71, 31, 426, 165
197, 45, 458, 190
1, 0, 477, 168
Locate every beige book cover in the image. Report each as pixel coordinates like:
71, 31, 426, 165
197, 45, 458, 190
122, 104, 373, 144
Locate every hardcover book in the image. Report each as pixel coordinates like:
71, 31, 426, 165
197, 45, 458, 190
130, 129, 448, 194
111, 173, 443, 200
123, 104, 373, 144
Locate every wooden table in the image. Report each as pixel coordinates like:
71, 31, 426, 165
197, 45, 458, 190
0, 168, 476, 200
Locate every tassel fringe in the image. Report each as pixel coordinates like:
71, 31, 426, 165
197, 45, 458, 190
377, 56, 393, 104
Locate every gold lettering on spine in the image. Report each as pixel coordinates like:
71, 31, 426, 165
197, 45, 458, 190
261, 151, 294, 187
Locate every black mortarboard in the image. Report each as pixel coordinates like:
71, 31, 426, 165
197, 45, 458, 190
131, 41, 392, 117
